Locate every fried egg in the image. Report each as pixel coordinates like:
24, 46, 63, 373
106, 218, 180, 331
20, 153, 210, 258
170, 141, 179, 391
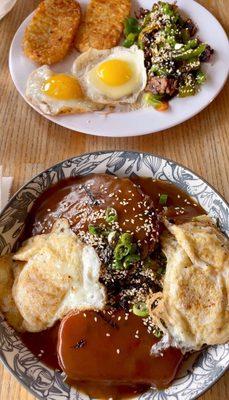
72, 45, 147, 104
0, 255, 24, 332
26, 65, 104, 115
12, 219, 106, 332
149, 215, 229, 353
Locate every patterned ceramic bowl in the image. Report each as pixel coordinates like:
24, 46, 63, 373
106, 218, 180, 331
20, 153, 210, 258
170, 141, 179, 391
0, 151, 228, 400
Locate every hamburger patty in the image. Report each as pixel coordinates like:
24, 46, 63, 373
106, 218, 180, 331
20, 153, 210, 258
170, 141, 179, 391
26, 174, 160, 260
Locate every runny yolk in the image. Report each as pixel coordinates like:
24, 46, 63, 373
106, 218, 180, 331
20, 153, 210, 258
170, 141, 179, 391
41, 74, 83, 100
96, 59, 132, 86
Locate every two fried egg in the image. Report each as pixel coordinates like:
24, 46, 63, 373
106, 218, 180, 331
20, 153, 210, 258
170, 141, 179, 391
26, 46, 147, 115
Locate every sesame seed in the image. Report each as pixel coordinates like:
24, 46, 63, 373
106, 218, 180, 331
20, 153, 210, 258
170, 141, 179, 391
116, 349, 120, 354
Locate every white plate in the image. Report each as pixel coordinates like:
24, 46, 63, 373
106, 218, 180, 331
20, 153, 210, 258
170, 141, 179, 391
0, 0, 17, 20
9, 0, 229, 137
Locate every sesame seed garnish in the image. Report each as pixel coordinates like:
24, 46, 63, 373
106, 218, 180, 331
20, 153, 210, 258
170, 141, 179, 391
116, 349, 120, 354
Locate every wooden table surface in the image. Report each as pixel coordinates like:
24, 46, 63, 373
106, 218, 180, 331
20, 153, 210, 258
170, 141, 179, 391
0, 0, 228, 399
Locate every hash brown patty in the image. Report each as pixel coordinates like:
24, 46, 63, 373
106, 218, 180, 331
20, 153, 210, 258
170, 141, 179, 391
23, 0, 81, 65
75, 0, 131, 52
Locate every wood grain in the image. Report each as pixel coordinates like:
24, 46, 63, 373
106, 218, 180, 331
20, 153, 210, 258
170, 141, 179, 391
0, 0, 228, 399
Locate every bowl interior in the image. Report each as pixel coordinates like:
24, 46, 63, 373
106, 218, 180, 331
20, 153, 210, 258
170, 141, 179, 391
0, 151, 228, 400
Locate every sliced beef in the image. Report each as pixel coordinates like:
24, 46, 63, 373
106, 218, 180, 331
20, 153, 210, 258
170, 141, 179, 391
184, 18, 197, 37
135, 7, 150, 19
146, 76, 178, 97
27, 174, 160, 260
200, 45, 214, 62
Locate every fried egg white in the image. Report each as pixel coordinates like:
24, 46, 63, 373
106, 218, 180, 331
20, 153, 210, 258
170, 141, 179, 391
12, 219, 106, 332
0, 255, 24, 332
149, 215, 229, 354
26, 65, 104, 115
72, 45, 147, 105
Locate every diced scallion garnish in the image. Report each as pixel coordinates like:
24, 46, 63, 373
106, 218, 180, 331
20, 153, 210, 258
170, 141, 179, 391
112, 232, 140, 270
124, 17, 140, 36
112, 259, 123, 270
88, 225, 99, 235
133, 302, 149, 317
105, 207, 118, 224
123, 17, 140, 48
123, 254, 140, 269
114, 243, 130, 260
120, 232, 132, 244
159, 194, 168, 205
153, 327, 163, 338
196, 70, 206, 84
144, 93, 169, 111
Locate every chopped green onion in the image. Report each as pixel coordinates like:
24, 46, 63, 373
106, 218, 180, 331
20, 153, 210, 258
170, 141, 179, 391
172, 43, 206, 61
123, 33, 138, 48
112, 259, 123, 270
120, 232, 132, 245
105, 207, 118, 224
111, 231, 141, 270
178, 85, 196, 97
182, 38, 199, 51
123, 254, 140, 269
144, 93, 169, 112
88, 225, 99, 235
159, 194, 168, 205
196, 70, 206, 84
114, 243, 130, 260
150, 64, 169, 77
153, 327, 163, 338
160, 2, 175, 17
133, 302, 149, 317
123, 17, 140, 47
124, 17, 140, 36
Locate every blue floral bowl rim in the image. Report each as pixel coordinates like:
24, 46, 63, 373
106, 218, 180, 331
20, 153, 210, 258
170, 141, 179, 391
0, 150, 228, 400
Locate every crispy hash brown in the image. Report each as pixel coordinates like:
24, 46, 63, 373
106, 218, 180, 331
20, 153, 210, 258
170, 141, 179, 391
23, 0, 81, 65
75, 0, 131, 52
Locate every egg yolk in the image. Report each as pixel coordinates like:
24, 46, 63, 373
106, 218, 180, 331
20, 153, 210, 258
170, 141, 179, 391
96, 59, 132, 86
41, 74, 83, 100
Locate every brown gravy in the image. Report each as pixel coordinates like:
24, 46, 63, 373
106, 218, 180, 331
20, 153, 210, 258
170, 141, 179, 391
59, 310, 183, 398
20, 175, 204, 399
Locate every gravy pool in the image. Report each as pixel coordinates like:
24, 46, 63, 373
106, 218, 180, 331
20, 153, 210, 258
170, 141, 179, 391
20, 175, 204, 399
